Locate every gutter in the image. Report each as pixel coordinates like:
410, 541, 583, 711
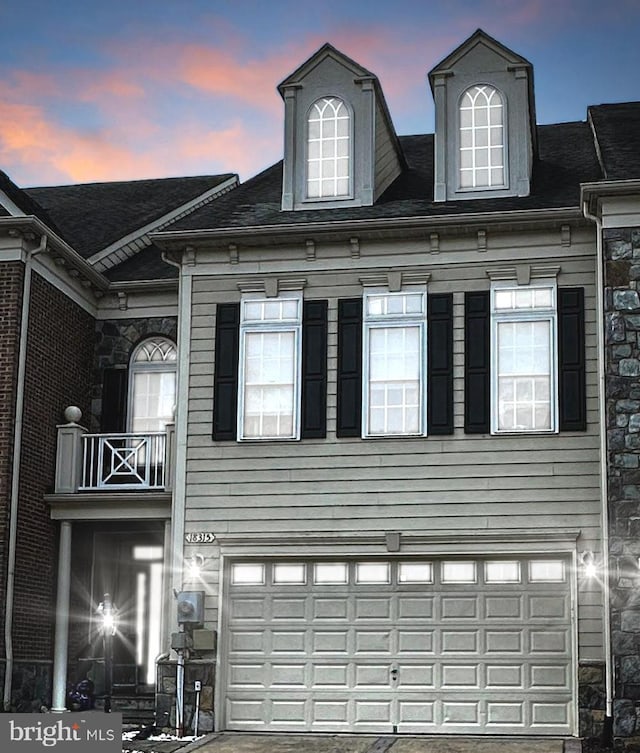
152, 206, 586, 247
3, 234, 47, 711
582, 198, 614, 745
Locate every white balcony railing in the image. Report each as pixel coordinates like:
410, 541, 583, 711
80, 433, 167, 490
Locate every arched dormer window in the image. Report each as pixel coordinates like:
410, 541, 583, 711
128, 337, 177, 432
307, 97, 351, 199
459, 85, 505, 189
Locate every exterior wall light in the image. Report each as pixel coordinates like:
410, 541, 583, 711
186, 553, 206, 580
581, 551, 597, 578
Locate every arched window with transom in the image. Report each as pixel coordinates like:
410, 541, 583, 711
459, 85, 505, 189
128, 337, 177, 432
307, 97, 351, 199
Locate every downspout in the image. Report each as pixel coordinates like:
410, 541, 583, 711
3, 234, 47, 711
160, 251, 189, 632
583, 201, 614, 743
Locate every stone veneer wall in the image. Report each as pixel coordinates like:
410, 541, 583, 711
156, 659, 214, 733
604, 227, 640, 741
92, 317, 177, 429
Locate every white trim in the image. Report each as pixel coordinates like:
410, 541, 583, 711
31, 259, 98, 316
362, 287, 428, 438
0, 189, 27, 216
237, 292, 303, 442
490, 281, 558, 435
89, 176, 239, 270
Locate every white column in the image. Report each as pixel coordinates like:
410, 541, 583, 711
51, 521, 72, 713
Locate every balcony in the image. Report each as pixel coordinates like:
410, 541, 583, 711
80, 433, 167, 490
54, 407, 175, 494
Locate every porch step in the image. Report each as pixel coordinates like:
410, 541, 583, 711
94, 694, 155, 725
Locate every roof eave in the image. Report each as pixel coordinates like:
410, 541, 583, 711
152, 206, 585, 250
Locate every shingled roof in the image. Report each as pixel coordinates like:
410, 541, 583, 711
589, 103, 640, 181
166, 121, 602, 235
105, 243, 177, 282
25, 174, 235, 259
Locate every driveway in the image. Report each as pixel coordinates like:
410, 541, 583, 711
124, 733, 575, 753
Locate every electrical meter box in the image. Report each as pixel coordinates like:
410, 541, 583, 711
176, 590, 205, 626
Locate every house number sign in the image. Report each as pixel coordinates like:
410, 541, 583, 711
185, 532, 216, 544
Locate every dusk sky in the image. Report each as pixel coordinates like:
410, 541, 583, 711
1, 0, 639, 188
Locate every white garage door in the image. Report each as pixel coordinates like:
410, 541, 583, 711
222, 557, 574, 734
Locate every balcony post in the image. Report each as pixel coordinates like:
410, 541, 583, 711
54, 406, 87, 493
165, 421, 176, 491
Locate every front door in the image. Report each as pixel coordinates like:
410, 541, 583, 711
93, 531, 164, 692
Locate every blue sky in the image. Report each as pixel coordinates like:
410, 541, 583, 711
0, 0, 638, 186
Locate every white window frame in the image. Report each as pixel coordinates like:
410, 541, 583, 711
458, 84, 507, 191
362, 287, 427, 438
127, 336, 177, 433
238, 292, 303, 441
491, 281, 558, 435
306, 96, 352, 200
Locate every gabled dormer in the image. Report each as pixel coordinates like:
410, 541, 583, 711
278, 43, 404, 211
428, 29, 537, 202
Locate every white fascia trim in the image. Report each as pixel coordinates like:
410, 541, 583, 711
0, 190, 27, 216
89, 176, 239, 271
32, 262, 98, 317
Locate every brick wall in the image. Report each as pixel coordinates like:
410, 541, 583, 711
12, 270, 94, 670
0, 261, 25, 660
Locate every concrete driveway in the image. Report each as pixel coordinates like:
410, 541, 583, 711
130, 733, 575, 753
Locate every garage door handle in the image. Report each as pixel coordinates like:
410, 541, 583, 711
390, 668, 398, 681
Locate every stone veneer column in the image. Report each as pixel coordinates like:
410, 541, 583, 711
604, 227, 640, 739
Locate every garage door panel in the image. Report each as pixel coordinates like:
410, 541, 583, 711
272, 598, 306, 620
313, 598, 348, 620
485, 595, 523, 619
355, 630, 392, 654
530, 629, 570, 654
441, 630, 479, 653
485, 630, 522, 653
397, 596, 433, 619
486, 701, 525, 726
272, 630, 306, 654
398, 629, 434, 654
224, 557, 574, 734
398, 700, 436, 726
230, 630, 265, 653
313, 630, 348, 653
441, 596, 478, 619
486, 664, 524, 688
355, 598, 392, 620
528, 594, 570, 619
442, 700, 480, 725
396, 664, 435, 688
312, 664, 349, 687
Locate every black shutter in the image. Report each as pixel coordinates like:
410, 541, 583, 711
464, 291, 490, 434
100, 368, 128, 432
558, 287, 586, 431
213, 302, 240, 441
428, 293, 454, 434
301, 300, 328, 439
337, 298, 363, 437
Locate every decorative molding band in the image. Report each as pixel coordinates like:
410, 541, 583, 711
486, 265, 561, 282
359, 271, 431, 288
237, 277, 307, 295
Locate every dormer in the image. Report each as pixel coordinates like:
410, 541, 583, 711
278, 43, 404, 211
428, 29, 537, 202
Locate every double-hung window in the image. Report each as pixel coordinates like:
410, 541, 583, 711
491, 283, 557, 433
238, 294, 302, 440
363, 289, 427, 437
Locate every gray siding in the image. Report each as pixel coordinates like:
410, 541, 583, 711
373, 98, 402, 201
183, 227, 603, 660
